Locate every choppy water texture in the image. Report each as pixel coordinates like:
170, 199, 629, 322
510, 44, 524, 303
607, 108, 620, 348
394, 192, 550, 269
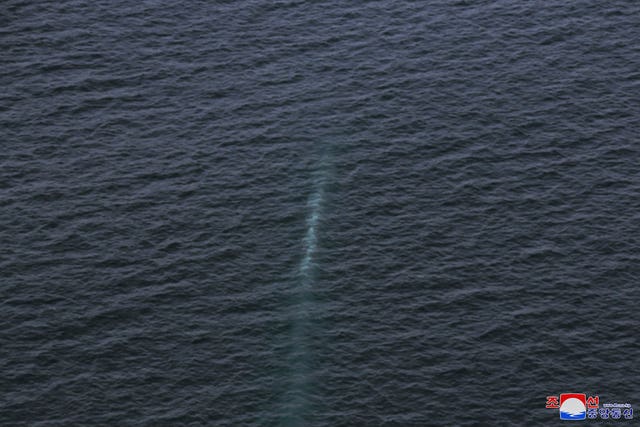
2, 1, 640, 425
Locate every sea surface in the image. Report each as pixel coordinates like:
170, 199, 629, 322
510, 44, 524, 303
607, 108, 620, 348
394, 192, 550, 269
2, 1, 639, 425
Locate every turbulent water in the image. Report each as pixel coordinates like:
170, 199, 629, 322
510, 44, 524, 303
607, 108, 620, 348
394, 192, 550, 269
2, 1, 639, 425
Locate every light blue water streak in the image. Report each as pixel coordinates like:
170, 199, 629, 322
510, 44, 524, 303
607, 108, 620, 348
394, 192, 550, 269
279, 160, 329, 426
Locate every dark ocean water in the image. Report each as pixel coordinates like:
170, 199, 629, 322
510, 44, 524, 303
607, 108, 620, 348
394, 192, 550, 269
2, 1, 640, 425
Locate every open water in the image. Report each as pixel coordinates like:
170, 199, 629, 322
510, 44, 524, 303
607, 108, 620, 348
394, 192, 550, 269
2, 1, 639, 425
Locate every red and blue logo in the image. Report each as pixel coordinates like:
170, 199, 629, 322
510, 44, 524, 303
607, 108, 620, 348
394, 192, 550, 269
546, 393, 633, 420
559, 393, 587, 420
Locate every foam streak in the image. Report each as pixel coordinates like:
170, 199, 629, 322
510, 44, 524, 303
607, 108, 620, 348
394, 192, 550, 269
279, 165, 328, 427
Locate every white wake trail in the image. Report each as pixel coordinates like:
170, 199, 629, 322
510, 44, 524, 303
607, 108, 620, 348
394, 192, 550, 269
279, 162, 329, 427
299, 181, 323, 287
